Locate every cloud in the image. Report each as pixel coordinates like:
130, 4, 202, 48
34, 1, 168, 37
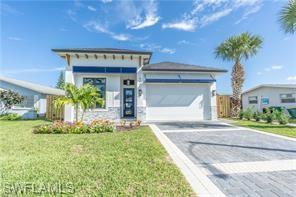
8, 37, 22, 41
125, 0, 160, 29
287, 76, 296, 81
0, 3, 23, 15
177, 40, 197, 46
160, 48, 176, 54
235, 4, 262, 24
101, 0, 112, 3
162, 0, 261, 31
256, 72, 262, 75
87, 6, 96, 12
84, 21, 130, 41
162, 21, 196, 31
139, 43, 176, 54
271, 65, 283, 70
4, 67, 64, 74
67, 9, 77, 22
59, 28, 68, 32
200, 9, 232, 27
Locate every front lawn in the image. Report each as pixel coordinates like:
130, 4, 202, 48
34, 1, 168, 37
0, 120, 193, 196
232, 119, 296, 138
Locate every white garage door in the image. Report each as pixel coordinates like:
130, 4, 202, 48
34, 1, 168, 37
146, 84, 210, 121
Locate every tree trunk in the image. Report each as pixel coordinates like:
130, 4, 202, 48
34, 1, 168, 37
231, 61, 244, 118
75, 104, 79, 122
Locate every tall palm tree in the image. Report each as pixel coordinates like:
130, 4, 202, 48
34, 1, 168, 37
55, 83, 104, 122
215, 32, 263, 117
279, 0, 296, 34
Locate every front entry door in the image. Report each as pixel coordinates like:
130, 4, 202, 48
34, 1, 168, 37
123, 88, 135, 117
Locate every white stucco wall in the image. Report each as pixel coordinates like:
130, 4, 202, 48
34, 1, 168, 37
242, 87, 296, 112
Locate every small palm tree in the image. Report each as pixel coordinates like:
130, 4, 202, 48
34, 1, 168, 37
215, 32, 263, 117
279, 0, 296, 34
55, 83, 104, 122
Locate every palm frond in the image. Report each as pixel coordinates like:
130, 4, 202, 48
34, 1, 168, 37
280, 0, 296, 34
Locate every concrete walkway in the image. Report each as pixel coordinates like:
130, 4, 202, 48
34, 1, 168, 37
150, 121, 296, 197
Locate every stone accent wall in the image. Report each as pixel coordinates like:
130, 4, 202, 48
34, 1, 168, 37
137, 107, 146, 121
76, 107, 121, 123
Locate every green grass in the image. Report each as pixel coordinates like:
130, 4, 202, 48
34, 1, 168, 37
232, 119, 296, 138
0, 120, 193, 196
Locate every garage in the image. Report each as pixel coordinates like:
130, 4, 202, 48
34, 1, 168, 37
146, 83, 211, 121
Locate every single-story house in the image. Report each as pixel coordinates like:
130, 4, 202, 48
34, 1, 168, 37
52, 48, 227, 122
0, 76, 65, 119
242, 84, 296, 112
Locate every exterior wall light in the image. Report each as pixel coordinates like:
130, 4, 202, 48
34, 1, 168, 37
138, 89, 143, 96
212, 90, 216, 97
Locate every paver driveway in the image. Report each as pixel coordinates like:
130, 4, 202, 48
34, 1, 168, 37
154, 121, 296, 197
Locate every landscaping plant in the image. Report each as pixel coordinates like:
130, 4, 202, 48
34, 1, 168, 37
253, 112, 261, 122
34, 119, 115, 134
0, 113, 22, 120
274, 110, 289, 125
0, 90, 24, 112
215, 32, 262, 117
239, 110, 244, 120
55, 83, 104, 122
243, 108, 253, 120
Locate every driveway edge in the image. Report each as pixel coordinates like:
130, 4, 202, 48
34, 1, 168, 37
149, 124, 225, 197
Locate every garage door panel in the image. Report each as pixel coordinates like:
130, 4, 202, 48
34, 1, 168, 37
146, 84, 209, 121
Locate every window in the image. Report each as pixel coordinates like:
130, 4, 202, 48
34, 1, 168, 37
83, 78, 106, 108
280, 93, 296, 103
261, 97, 269, 105
15, 95, 35, 108
248, 96, 258, 104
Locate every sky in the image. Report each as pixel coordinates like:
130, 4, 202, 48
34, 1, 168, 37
1, 0, 295, 94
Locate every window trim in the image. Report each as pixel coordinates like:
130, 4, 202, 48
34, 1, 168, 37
280, 93, 296, 104
83, 77, 107, 109
248, 96, 258, 104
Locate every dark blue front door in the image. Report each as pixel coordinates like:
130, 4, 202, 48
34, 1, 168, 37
123, 88, 135, 117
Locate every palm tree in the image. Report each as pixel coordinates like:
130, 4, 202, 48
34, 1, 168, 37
279, 0, 296, 34
55, 83, 104, 122
215, 32, 263, 117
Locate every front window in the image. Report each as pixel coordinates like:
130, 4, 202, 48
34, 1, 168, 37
248, 96, 258, 104
261, 97, 269, 105
280, 93, 296, 103
83, 78, 106, 108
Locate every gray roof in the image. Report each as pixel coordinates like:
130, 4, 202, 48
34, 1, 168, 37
243, 84, 296, 94
142, 61, 227, 72
0, 76, 65, 96
52, 48, 152, 55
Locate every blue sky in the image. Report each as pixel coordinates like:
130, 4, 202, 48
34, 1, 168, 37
1, 0, 295, 94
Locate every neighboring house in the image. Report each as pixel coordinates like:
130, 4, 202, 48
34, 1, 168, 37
242, 84, 296, 112
52, 48, 227, 122
0, 76, 65, 119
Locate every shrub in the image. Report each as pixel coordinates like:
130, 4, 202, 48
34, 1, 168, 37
274, 110, 289, 125
239, 110, 244, 120
265, 111, 275, 123
0, 113, 22, 120
253, 112, 261, 122
243, 108, 253, 120
260, 113, 267, 121
34, 119, 115, 134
